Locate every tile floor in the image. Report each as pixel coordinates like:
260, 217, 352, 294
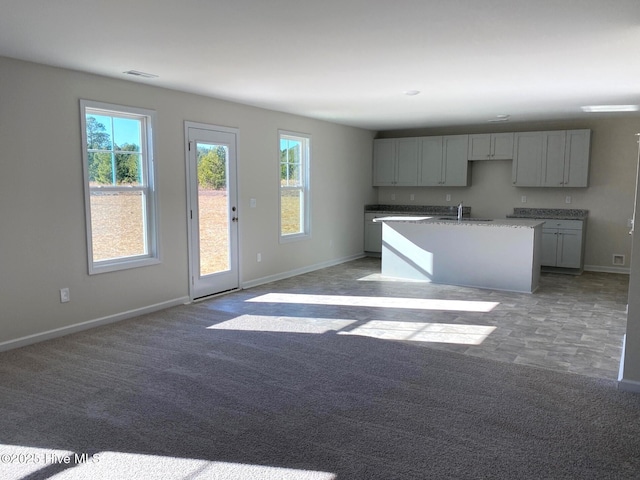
204, 257, 629, 379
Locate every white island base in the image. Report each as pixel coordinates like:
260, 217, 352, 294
379, 218, 544, 293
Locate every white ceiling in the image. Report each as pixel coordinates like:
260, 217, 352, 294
2, 0, 640, 131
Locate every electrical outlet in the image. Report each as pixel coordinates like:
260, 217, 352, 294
60, 288, 70, 303
410, 193, 415, 201
257, 253, 262, 262
446, 194, 451, 202
521, 195, 527, 203
250, 198, 257, 208
565, 196, 572, 204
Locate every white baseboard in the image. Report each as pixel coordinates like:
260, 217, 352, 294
1, 254, 366, 352
584, 265, 630, 274
241, 253, 366, 289
0, 296, 190, 353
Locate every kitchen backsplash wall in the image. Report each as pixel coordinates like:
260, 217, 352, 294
376, 116, 640, 272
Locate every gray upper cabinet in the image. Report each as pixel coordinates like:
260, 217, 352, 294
468, 133, 514, 160
512, 129, 591, 187
442, 135, 470, 186
562, 130, 591, 187
418, 137, 443, 186
373, 129, 589, 188
419, 135, 469, 186
373, 138, 419, 186
541, 131, 568, 187
373, 139, 395, 186
512, 132, 544, 186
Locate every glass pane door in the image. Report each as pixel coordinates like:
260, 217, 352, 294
196, 142, 230, 276
186, 122, 239, 300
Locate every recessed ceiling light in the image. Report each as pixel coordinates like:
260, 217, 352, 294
404, 90, 420, 96
581, 105, 639, 113
489, 114, 510, 123
123, 70, 159, 79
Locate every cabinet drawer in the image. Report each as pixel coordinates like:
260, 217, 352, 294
540, 219, 583, 230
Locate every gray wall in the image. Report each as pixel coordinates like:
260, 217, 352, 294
377, 117, 640, 272
0, 57, 376, 347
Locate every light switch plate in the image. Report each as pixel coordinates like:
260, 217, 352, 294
60, 288, 70, 303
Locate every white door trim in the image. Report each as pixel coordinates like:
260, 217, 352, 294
184, 121, 240, 301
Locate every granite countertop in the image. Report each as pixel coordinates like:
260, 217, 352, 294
373, 216, 545, 229
506, 208, 589, 220
365, 204, 471, 216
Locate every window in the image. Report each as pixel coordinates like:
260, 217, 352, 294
80, 100, 159, 274
279, 131, 310, 241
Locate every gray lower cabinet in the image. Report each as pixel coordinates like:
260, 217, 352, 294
365, 213, 383, 252
540, 219, 585, 270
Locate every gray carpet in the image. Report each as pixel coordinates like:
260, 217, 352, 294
1, 299, 640, 479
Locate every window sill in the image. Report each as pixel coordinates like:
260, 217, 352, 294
89, 256, 161, 275
279, 233, 310, 244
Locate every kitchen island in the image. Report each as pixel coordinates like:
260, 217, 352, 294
374, 217, 545, 293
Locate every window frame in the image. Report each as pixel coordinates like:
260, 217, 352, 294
278, 130, 311, 243
80, 99, 160, 274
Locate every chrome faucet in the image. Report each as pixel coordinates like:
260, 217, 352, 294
457, 201, 463, 221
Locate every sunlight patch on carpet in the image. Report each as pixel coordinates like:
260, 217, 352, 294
338, 320, 497, 345
246, 293, 499, 312
0, 445, 336, 480
207, 315, 356, 333
357, 273, 428, 282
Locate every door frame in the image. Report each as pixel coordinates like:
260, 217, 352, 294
184, 121, 240, 301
